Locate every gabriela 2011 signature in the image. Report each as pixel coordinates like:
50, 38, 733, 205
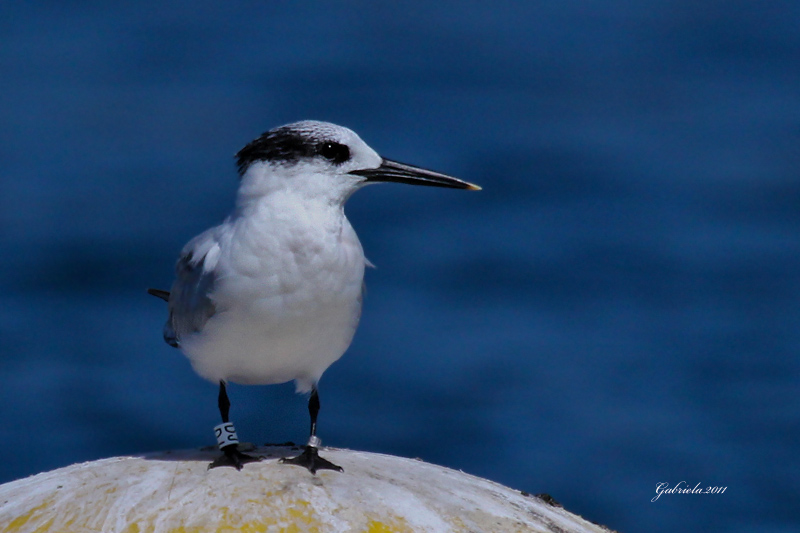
652, 481, 727, 502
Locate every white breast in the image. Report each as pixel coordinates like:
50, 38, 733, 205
180, 196, 366, 393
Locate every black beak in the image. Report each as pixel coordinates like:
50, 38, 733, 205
349, 159, 481, 190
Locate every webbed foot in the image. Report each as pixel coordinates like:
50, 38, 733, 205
280, 446, 342, 474
209, 444, 262, 470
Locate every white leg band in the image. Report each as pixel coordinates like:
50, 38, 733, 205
214, 422, 239, 449
307, 435, 321, 448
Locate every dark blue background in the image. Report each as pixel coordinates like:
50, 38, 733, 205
2, 2, 798, 532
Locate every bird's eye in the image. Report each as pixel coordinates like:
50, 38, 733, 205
318, 142, 350, 164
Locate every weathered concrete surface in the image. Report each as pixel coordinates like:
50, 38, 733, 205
0, 446, 612, 532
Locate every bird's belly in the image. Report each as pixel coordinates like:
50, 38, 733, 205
181, 259, 364, 392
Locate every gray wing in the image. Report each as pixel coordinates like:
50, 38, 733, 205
163, 228, 221, 348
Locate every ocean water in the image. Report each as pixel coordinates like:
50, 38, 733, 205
1, 2, 798, 532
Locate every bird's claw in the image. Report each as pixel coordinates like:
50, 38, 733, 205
209, 444, 262, 470
280, 445, 342, 474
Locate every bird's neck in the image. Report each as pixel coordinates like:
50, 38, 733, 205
234, 188, 349, 235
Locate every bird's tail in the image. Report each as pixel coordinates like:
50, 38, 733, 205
147, 288, 170, 302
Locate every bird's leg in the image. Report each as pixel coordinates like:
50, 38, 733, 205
280, 387, 343, 474
208, 380, 261, 470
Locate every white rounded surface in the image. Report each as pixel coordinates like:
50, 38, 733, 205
0, 446, 612, 533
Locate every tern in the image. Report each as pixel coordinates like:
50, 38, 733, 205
148, 120, 479, 473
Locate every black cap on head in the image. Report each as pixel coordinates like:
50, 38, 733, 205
236, 124, 351, 177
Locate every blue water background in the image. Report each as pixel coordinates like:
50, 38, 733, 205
1, 3, 799, 532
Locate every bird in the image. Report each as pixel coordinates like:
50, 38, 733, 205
148, 120, 479, 474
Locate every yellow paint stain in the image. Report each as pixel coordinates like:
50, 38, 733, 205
280, 499, 319, 533
216, 505, 275, 533
127, 523, 154, 533
239, 523, 268, 533
3, 500, 51, 532
30, 517, 54, 533
286, 508, 311, 524
364, 517, 412, 533
280, 525, 320, 533
163, 509, 284, 533
154, 497, 328, 533
366, 522, 393, 533
448, 516, 467, 532
167, 527, 204, 533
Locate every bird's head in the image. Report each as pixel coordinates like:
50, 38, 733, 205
234, 121, 479, 206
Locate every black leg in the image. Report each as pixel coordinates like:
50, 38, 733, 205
280, 387, 343, 474
209, 381, 261, 470
308, 387, 320, 437
219, 379, 231, 422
